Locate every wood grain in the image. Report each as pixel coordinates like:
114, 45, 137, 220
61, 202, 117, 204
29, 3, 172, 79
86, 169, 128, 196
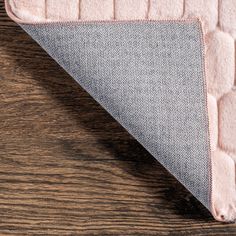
0, 1, 236, 235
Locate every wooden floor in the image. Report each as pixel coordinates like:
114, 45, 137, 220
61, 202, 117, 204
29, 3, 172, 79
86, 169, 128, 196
0, 1, 236, 235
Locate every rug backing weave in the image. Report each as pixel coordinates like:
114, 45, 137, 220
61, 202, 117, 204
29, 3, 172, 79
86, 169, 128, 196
21, 21, 211, 209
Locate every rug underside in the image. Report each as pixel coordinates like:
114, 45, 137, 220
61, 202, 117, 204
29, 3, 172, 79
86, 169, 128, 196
20, 21, 211, 209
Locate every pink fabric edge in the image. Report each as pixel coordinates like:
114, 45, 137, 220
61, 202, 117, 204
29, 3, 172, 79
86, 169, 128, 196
5, 0, 197, 25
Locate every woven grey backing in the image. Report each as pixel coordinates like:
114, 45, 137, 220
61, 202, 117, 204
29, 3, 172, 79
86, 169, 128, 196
21, 21, 211, 209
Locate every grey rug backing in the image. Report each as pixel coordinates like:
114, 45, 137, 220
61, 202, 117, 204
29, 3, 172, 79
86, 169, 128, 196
21, 21, 211, 210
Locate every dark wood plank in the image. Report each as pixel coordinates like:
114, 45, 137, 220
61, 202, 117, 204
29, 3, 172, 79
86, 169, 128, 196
0, 1, 235, 235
